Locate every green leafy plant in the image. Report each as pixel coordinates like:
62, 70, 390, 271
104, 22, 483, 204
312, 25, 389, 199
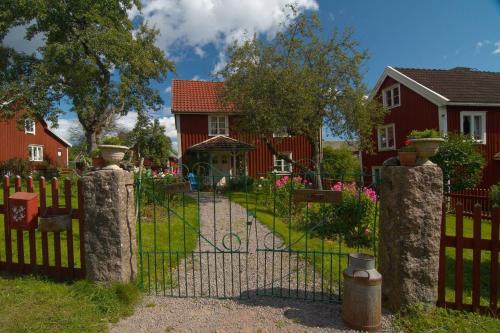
227, 175, 254, 192
430, 133, 485, 192
101, 136, 124, 145
0, 158, 32, 178
90, 149, 102, 158
490, 182, 500, 206
399, 140, 416, 152
408, 129, 441, 139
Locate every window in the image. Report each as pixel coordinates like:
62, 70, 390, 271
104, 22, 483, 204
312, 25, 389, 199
273, 152, 292, 174
372, 166, 382, 185
460, 111, 486, 144
208, 115, 228, 136
273, 127, 289, 138
377, 124, 396, 151
382, 84, 401, 108
28, 145, 43, 162
24, 119, 35, 135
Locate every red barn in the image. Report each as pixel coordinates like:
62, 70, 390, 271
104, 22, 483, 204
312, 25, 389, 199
172, 80, 314, 183
0, 114, 71, 168
362, 66, 500, 188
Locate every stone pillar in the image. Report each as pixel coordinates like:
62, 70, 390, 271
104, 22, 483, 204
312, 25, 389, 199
378, 165, 443, 311
82, 169, 137, 283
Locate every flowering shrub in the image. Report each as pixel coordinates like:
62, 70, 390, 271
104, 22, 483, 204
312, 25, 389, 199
299, 181, 377, 247
267, 175, 312, 217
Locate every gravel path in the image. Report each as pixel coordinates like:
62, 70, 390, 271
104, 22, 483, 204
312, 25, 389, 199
111, 193, 395, 332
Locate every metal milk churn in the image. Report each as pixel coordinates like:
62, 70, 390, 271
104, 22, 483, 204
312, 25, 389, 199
342, 253, 382, 332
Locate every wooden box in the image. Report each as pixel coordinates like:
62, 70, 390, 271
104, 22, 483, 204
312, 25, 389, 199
8, 192, 39, 230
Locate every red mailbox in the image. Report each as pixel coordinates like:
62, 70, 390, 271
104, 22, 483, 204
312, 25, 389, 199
8, 192, 39, 230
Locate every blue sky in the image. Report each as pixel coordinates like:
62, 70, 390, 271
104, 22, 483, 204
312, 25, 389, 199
3, 0, 500, 145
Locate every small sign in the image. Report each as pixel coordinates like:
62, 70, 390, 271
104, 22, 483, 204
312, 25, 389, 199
292, 189, 342, 204
161, 182, 192, 194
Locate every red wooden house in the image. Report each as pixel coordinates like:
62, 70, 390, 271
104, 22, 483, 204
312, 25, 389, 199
362, 66, 500, 188
0, 114, 71, 168
172, 80, 314, 183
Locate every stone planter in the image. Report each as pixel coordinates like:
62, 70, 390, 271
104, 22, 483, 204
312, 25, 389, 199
98, 145, 129, 169
409, 138, 444, 165
398, 151, 417, 167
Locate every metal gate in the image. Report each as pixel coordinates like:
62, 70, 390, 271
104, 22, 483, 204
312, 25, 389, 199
136, 168, 378, 303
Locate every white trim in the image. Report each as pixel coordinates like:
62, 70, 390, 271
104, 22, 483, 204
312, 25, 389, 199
382, 84, 401, 109
459, 111, 487, 144
447, 102, 500, 107
438, 105, 448, 135
175, 114, 182, 159
273, 152, 293, 174
28, 144, 43, 162
377, 123, 396, 151
370, 66, 449, 106
24, 119, 36, 135
208, 115, 229, 136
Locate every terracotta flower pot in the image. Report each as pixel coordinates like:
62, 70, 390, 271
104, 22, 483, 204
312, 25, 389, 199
409, 138, 445, 165
398, 151, 417, 166
92, 157, 105, 168
98, 145, 129, 169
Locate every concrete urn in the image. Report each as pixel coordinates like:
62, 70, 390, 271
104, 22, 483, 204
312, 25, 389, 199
409, 138, 444, 165
98, 145, 129, 169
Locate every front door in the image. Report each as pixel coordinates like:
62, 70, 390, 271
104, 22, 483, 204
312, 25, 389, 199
211, 152, 231, 186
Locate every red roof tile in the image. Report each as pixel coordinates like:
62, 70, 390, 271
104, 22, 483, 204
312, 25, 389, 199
396, 67, 500, 104
172, 80, 233, 113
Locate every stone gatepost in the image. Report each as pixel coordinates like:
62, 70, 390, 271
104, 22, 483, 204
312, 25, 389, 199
82, 169, 137, 283
378, 164, 443, 311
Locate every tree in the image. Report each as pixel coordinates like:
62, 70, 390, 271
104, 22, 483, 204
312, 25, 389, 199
129, 117, 172, 167
0, 0, 175, 153
218, 7, 384, 188
322, 145, 360, 181
431, 133, 486, 192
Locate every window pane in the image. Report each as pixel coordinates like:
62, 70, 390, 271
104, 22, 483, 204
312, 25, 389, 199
473, 115, 482, 140
385, 90, 392, 107
387, 126, 394, 147
463, 115, 471, 135
379, 128, 387, 148
392, 87, 400, 105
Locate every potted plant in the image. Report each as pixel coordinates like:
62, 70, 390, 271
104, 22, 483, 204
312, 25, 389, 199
90, 149, 105, 168
98, 144, 129, 169
398, 140, 417, 166
408, 129, 444, 165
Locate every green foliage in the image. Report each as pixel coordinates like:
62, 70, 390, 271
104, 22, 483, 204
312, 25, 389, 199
409, 128, 441, 139
90, 149, 102, 158
130, 118, 172, 166
394, 304, 500, 333
321, 145, 360, 181
490, 182, 500, 206
271, 175, 306, 217
227, 175, 254, 191
430, 133, 485, 192
1, 0, 175, 152
0, 276, 141, 333
0, 157, 32, 178
102, 136, 125, 145
218, 6, 385, 178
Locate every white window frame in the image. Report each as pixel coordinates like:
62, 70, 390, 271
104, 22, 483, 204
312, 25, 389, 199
460, 111, 487, 144
208, 115, 228, 136
372, 166, 382, 185
382, 84, 401, 109
24, 119, 36, 135
28, 145, 43, 162
273, 127, 290, 138
377, 123, 396, 151
273, 152, 293, 174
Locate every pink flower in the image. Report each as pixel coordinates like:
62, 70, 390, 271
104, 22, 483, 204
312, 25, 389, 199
364, 228, 370, 236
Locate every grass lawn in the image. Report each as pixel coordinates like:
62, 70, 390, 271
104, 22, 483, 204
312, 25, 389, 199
0, 276, 140, 333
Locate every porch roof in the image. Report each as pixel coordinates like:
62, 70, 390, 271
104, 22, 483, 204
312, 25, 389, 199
187, 135, 255, 152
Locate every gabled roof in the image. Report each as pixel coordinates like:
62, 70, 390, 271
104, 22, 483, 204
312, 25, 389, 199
371, 66, 500, 106
187, 135, 254, 152
172, 80, 233, 113
40, 119, 72, 147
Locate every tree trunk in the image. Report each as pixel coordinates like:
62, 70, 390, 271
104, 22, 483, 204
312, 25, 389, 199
86, 130, 99, 154
310, 135, 323, 190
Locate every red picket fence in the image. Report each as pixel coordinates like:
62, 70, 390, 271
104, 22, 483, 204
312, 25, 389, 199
448, 188, 492, 219
437, 203, 500, 316
0, 175, 85, 280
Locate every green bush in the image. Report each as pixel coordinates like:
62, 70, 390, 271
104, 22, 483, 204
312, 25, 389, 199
409, 128, 441, 139
490, 182, 500, 206
102, 136, 124, 145
270, 175, 306, 218
227, 175, 254, 191
0, 158, 32, 178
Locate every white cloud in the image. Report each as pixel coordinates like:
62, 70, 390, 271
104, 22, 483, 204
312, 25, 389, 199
165, 85, 172, 93
211, 51, 227, 76
115, 112, 138, 132
158, 116, 177, 139
192, 75, 201, 80
49, 118, 83, 144
494, 41, 500, 55
194, 46, 206, 58
129, 0, 318, 71
2, 22, 45, 54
